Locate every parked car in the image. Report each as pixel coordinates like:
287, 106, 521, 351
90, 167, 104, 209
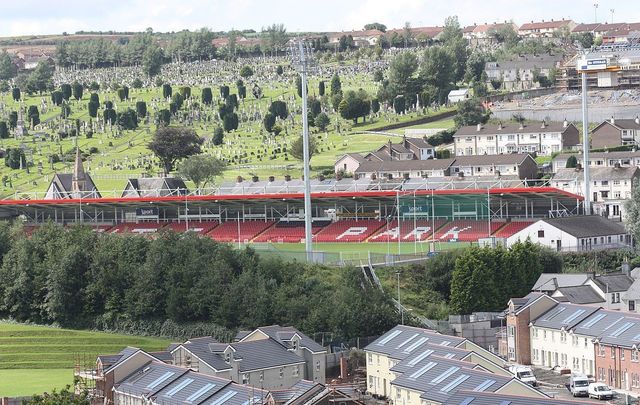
588, 382, 614, 400
569, 374, 590, 397
508, 365, 537, 386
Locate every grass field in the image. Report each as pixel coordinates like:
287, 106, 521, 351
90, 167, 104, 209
0, 322, 171, 397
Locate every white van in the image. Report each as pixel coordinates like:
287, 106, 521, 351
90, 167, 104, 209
569, 374, 590, 397
508, 365, 537, 386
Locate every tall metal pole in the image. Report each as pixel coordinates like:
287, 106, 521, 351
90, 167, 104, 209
396, 191, 401, 255
582, 71, 591, 215
298, 42, 313, 261
397, 271, 403, 325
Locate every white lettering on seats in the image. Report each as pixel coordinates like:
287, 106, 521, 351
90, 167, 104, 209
371, 227, 399, 240
336, 227, 368, 240
404, 227, 432, 240
439, 226, 472, 240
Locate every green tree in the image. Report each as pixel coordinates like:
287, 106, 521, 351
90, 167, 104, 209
29, 61, 54, 93
330, 73, 342, 95
338, 89, 371, 124
157, 109, 171, 126
315, 112, 330, 131
201, 87, 213, 105
51, 90, 63, 106
179, 154, 227, 189
179, 86, 191, 99
419, 46, 455, 104
318, 81, 325, 96
88, 101, 99, 118
5, 148, 26, 169
148, 126, 203, 175
72, 82, 83, 100
290, 135, 318, 161
116, 108, 138, 130
12, 87, 20, 101
454, 98, 490, 127
60, 103, 71, 119
0, 121, 7, 139
162, 84, 172, 99
440, 16, 468, 82
239, 65, 254, 78
566, 155, 578, 168
104, 108, 116, 125
212, 126, 224, 145
464, 52, 486, 83
220, 85, 230, 99
132, 78, 143, 88
23, 385, 89, 404
171, 93, 184, 110
61, 84, 72, 101
223, 112, 239, 132
393, 95, 406, 114
0, 51, 17, 80
8, 111, 17, 129
263, 112, 276, 133
142, 44, 164, 77
276, 65, 284, 75
136, 101, 147, 118
268, 100, 288, 120
364, 22, 387, 32
450, 247, 496, 314
27, 105, 40, 127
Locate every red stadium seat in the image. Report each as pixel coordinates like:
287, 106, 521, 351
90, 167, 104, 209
433, 220, 503, 242
165, 221, 219, 235
369, 219, 448, 242
207, 220, 276, 242
253, 221, 326, 243
493, 221, 534, 238
314, 219, 385, 242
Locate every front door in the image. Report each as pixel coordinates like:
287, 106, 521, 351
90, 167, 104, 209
556, 240, 562, 252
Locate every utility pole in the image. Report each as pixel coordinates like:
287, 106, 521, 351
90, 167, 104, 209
396, 271, 403, 325
581, 70, 591, 215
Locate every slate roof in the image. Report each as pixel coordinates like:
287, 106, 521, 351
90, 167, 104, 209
179, 337, 232, 372
152, 371, 233, 404
532, 303, 599, 331
509, 292, 551, 315
443, 390, 582, 404
115, 361, 188, 397
606, 119, 640, 131
519, 20, 573, 30
553, 150, 640, 161
542, 216, 628, 238
594, 273, 634, 293
451, 154, 533, 166
391, 355, 515, 404
532, 274, 590, 292
251, 325, 326, 353
556, 285, 604, 304
598, 316, 640, 348
552, 166, 640, 182
364, 325, 466, 359
389, 342, 474, 374
230, 339, 305, 372
454, 122, 573, 136
354, 158, 455, 174
47, 173, 101, 199
124, 177, 188, 197
104, 347, 141, 372
268, 380, 318, 403
572, 309, 628, 337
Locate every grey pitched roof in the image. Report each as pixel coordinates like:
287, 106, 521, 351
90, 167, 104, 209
552, 166, 640, 182
451, 154, 533, 166
556, 285, 604, 304
390, 343, 474, 375
509, 292, 550, 314
405, 137, 434, 149
572, 309, 628, 337
553, 150, 640, 161
597, 315, 640, 348
148, 351, 173, 363
532, 303, 600, 331
203, 383, 267, 405
48, 172, 101, 199
152, 371, 233, 404
454, 122, 573, 136
391, 355, 513, 404
607, 118, 640, 131
532, 274, 590, 292
443, 390, 582, 405
542, 216, 627, 238
253, 325, 326, 353
354, 158, 455, 173
124, 177, 188, 197
180, 338, 232, 372
115, 361, 188, 397
594, 273, 634, 293
268, 380, 323, 404
364, 325, 466, 359
230, 339, 305, 372
104, 347, 140, 372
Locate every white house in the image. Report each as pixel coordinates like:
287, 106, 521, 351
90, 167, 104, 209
447, 88, 471, 104
507, 216, 631, 251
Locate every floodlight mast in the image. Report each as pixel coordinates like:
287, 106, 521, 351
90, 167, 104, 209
290, 40, 315, 261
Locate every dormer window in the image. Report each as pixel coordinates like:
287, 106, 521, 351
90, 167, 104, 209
225, 352, 231, 363
292, 339, 299, 350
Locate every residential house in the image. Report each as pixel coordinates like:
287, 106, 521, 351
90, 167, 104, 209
453, 121, 580, 156
551, 150, 640, 172
507, 216, 632, 251
593, 315, 640, 393
484, 53, 564, 91
550, 165, 640, 219
518, 19, 576, 39
121, 177, 189, 198
327, 30, 383, 47
463, 22, 519, 47
354, 159, 454, 180
551, 285, 606, 306
364, 324, 507, 399
171, 325, 326, 390
447, 89, 471, 104
267, 380, 363, 405
442, 390, 594, 404
591, 117, 640, 149
501, 293, 558, 364
531, 273, 593, 294
45, 147, 101, 199
448, 154, 538, 180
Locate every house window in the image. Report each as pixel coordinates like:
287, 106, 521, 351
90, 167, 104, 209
630, 300, 636, 312
508, 325, 515, 337
601, 180, 609, 186
560, 332, 567, 343
292, 340, 299, 350
242, 373, 249, 384
621, 349, 625, 361
279, 367, 284, 378
508, 347, 515, 361
632, 350, 639, 362
543, 330, 547, 339
225, 353, 231, 363
532, 328, 538, 338
538, 230, 545, 238
612, 347, 616, 359
572, 335, 579, 346
598, 344, 605, 356
293, 365, 299, 377
316, 360, 321, 372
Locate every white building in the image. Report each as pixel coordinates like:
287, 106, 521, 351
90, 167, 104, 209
551, 150, 640, 173
507, 216, 631, 252
453, 121, 580, 157
447, 88, 471, 104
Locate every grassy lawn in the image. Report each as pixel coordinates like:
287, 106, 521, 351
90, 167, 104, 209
0, 369, 72, 398
0, 322, 171, 397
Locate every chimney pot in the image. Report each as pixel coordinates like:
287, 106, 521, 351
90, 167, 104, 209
284, 174, 291, 181
563, 119, 568, 128
268, 175, 275, 182
635, 115, 639, 125
611, 116, 616, 125
252, 175, 259, 182
236, 176, 243, 183
476, 123, 482, 131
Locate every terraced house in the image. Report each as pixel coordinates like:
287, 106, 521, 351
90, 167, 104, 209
365, 325, 552, 405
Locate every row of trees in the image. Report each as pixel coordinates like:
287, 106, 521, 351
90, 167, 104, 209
0, 223, 397, 339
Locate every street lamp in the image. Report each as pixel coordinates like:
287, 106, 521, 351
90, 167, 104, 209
396, 271, 404, 325
593, 3, 599, 23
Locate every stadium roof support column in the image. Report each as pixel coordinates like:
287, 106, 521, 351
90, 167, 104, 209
582, 71, 591, 215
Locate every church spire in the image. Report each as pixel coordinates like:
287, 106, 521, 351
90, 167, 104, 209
72, 147, 87, 194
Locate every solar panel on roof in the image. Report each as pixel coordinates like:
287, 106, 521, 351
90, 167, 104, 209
408, 350, 434, 366
459, 398, 475, 405
241, 396, 261, 405
432, 366, 460, 384
441, 341, 451, 346
499, 401, 512, 405
582, 313, 607, 328
444, 353, 456, 359
186, 383, 217, 403
409, 362, 437, 380
165, 378, 194, 397
563, 309, 587, 324
441, 374, 470, 393
210, 391, 238, 405
377, 330, 402, 346
603, 316, 624, 331
396, 333, 419, 349
610, 322, 635, 337
147, 371, 175, 389
404, 337, 429, 353
544, 307, 566, 321
473, 379, 496, 392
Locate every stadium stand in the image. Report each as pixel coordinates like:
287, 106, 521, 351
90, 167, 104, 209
165, 221, 219, 235
207, 220, 276, 242
314, 219, 385, 242
107, 222, 167, 234
253, 221, 328, 243
493, 220, 535, 238
369, 219, 448, 242
434, 220, 503, 242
